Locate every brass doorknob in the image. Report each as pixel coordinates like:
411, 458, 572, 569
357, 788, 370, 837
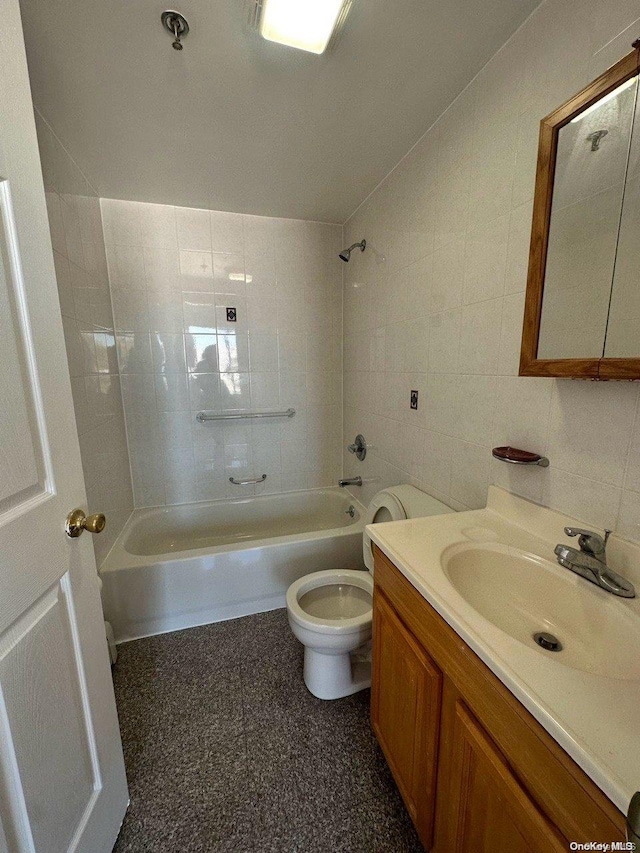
65, 508, 106, 538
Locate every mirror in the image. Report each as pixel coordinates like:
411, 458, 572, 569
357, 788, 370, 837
605, 83, 640, 358
520, 43, 640, 378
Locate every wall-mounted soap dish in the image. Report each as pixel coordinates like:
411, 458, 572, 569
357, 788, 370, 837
492, 446, 549, 467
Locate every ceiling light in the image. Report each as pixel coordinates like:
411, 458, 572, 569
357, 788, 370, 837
570, 77, 637, 123
258, 0, 352, 55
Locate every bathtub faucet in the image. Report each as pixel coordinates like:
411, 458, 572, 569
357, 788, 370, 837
338, 477, 362, 487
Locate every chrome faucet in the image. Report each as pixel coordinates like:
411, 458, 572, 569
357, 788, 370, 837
338, 477, 362, 488
554, 527, 635, 598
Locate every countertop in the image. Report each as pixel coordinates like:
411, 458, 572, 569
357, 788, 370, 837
366, 485, 640, 815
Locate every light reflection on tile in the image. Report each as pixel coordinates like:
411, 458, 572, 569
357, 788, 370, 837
218, 333, 249, 373
189, 373, 221, 411
183, 292, 217, 334
186, 334, 218, 373
179, 250, 214, 291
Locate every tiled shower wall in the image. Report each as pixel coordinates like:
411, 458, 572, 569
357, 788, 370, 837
101, 200, 343, 506
35, 113, 134, 564
342, 0, 640, 542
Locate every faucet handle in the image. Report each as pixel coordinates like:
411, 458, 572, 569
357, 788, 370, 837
564, 526, 610, 556
564, 526, 595, 538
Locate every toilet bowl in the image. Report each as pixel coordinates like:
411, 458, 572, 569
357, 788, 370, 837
287, 569, 373, 700
286, 485, 452, 700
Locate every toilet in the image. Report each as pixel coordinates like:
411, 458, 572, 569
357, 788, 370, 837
286, 485, 452, 699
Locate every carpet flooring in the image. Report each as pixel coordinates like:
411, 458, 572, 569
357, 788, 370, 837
112, 609, 423, 853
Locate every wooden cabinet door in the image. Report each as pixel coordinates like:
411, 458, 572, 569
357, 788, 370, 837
440, 699, 566, 853
371, 590, 442, 850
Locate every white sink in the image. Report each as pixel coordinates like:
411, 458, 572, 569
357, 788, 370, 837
442, 543, 640, 681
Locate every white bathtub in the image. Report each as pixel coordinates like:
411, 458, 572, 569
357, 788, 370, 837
100, 488, 367, 642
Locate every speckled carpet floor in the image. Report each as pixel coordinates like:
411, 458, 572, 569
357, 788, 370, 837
112, 609, 423, 853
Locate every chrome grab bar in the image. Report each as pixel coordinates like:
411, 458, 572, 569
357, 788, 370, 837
196, 408, 295, 423
229, 474, 267, 485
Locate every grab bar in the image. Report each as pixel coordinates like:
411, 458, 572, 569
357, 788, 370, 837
229, 474, 267, 485
196, 408, 295, 423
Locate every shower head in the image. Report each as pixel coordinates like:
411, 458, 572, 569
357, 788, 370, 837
339, 239, 366, 262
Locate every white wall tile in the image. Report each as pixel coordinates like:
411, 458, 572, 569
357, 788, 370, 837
211, 211, 244, 254
505, 202, 533, 296
455, 375, 497, 446
428, 310, 460, 375
497, 292, 526, 376
117, 332, 153, 373
458, 300, 503, 375
213, 253, 246, 295
424, 375, 459, 436
144, 248, 180, 291
422, 430, 454, 498
101, 198, 142, 246
106, 246, 145, 290
547, 381, 638, 487
177, 207, 211, 252
430, 240, 465, 313
250, 372, 280, 409
152, 333, 186, 374
542, 469, 622, 531
138, 202, 177, 249
462, 213, 509, 305
243, 215, 275, 258
155, 374, 189, 412
37, 117, 133, 566
100, 197, 341, 506
342, 0, 640, 538
492, 376, 552, 450
450, 440, 491, 509
179, 250, 214, 291
249, 332, 279, 371
617, 488, 640, 544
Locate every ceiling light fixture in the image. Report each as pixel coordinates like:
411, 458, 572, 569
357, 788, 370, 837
255, 0, 353, 55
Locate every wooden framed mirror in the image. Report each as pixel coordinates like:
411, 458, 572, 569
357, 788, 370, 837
520, 41, 640, 379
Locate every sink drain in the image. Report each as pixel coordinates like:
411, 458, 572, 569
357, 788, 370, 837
533, 632, 562, 652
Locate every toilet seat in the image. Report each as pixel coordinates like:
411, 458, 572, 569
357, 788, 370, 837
286, 569, 373, 636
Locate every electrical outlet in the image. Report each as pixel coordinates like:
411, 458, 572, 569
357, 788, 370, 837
410, 390, 418, 410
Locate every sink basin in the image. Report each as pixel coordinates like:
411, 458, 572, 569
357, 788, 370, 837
442, 544, 640, 681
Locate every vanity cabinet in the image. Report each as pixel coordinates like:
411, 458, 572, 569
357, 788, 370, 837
441, 697, 565, 853
371, 546, 627, 852
371, 591, 441, 848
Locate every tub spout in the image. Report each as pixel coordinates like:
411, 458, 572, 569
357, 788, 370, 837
339, 477, 362, 487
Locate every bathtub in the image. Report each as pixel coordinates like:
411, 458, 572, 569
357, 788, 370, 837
100, 488, 367, 642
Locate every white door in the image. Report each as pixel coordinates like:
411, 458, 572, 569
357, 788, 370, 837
0, 3, 128, 852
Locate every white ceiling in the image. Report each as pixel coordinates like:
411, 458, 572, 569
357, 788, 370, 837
20, 0, 539, 223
